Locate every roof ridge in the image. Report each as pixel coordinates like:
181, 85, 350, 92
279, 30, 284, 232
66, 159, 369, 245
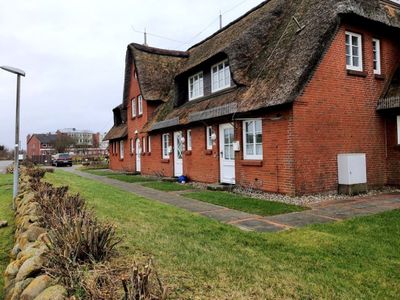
129, 43, 189, 57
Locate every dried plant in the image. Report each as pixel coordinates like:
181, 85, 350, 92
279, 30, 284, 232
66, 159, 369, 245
122, 260, 168, 300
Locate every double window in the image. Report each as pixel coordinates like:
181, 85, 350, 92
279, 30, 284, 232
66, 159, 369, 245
243, 119, 263, 160
187, 130, 192, 151
345, 32, 363, 72
162, 133, 170, 159
131, 98, 136, 118
373, 38, 381, 75
211, 60, 231, 92
119, 140, 124, 160
138, 95, 143, 115
189, 72, 204, 100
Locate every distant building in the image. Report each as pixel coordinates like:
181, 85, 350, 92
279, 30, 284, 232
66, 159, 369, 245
26, 133, 57, 163
58, 128, 94, 147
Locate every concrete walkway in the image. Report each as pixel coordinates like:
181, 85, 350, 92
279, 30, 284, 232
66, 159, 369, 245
0, 160, 12, 174
64, 168, 400, 233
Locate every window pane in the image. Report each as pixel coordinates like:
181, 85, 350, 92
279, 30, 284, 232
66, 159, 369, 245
246, 121, 254, 134
255, 120, 262, 133
246, 145, 254, 155
352, 36, 358, 46
345, 34, 350, 44
256, 144, 262, 156
246, 133, 254, 144
256, 133, 262, 144
353, 56, 359, 67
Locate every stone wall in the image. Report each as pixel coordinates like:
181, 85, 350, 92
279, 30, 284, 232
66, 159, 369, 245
3, 172, 67, 300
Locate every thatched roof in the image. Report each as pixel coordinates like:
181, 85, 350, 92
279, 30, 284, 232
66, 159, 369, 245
112, 0, 400, 135
104, 124, 128, 141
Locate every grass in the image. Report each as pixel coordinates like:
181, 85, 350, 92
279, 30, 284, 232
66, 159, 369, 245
45, 170, 400, 299
0, 174, 15, 299
82, 169, 156, 183
186, 190, 305, 216
142, 181, 194, 192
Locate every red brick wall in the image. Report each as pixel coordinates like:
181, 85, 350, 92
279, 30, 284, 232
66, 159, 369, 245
109, 63, 162, 172
235, 110, 295, 195
292, 23, 400, 194
27, 136, 41, 158
386, 115, 400, 185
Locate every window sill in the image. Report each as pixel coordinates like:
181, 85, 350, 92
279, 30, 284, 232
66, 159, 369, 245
141, 153, 146, 156
161, 158, 170, 163
131, 116, 136, 120
146, 153, 152, 156
240, 160, 263, 167
119, 158, 124, 161
138, 114, 143, 118
185, 150, 192, 156
204, 149, 213, 155
374, 74, 385, 80
347, 69, 367, 78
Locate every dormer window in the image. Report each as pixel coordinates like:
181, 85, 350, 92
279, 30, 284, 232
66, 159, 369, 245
345, 32, 363, 72
138, 95, 143, 115
188, 72, 204, 100
211, 60, 231, 92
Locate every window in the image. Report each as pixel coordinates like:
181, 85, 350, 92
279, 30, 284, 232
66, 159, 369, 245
142, 137, 146, 153
130, 138, 134, 154
206, 126, 213, 150
119, 140, 124, 159
397, 116, 400, 145
211, 60, 231, 92
187, 130, 192, 151
138, 95, 143, 115
345, 32, 363, 71
373, 38, 381, 75
243, 119, 263, 160
162, 133, 170, 159
113, 142, 117, 154
148, 136, 151, 153
188, 72, 204, 100
131, 98, 136, 118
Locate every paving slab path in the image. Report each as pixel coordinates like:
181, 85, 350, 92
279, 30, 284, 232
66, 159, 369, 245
63, 167, 400, 233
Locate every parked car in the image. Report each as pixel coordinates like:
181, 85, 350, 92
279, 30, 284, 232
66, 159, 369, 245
52, 153, 73, 167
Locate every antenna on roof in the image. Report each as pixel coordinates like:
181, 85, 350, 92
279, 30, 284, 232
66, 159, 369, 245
292, 16, 305, 33
144, 28, 148, 46
219, 11, 223, 29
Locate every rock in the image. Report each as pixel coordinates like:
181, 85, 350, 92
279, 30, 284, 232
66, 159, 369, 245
10, 243, 22, 259
20, 275, 53, 300
33, 285, 67, 300
4, 260, 23, 280
17, 244, 46, 262
22, 226, 46, 243
11, 277, 34, 300
0, 220, 8, 228
15, 256, 44, 282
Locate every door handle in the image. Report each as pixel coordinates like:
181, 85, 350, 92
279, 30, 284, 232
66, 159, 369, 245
220, 151, 223, 157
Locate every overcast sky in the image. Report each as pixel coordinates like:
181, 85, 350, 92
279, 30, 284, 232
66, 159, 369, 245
0, 0, 264, 149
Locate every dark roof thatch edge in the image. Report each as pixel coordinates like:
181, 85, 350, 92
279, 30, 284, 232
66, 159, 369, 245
130, 43, 188, 57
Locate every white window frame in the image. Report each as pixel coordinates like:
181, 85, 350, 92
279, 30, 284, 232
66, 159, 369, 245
373, 38, 381, 75
211, 59, 231, 92
130, 138, 134, 154
148, 136, 151, 153
142, 137, 146, 153
397, 116, 400, 145
162, 133, 170, 159
188, 72, 204, 101
113, 142, 117, 154
206, 126, 213, 150
187, 129, 192, 151
138, 95, 143, 115
131, 98, 136, 118
119, 140, 124, 160
345, 31, 363, 72
243, 119, 263, 160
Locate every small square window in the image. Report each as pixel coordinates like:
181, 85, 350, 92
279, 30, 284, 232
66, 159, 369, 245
243, 119, 263, 160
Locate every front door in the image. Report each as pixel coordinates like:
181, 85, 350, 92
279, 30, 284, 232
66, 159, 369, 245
219, 123, 235, 184
174, 131, 183, 177
135, 138, 141, 172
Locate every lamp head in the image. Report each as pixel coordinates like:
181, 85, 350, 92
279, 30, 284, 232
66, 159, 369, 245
1, 66, 25, 77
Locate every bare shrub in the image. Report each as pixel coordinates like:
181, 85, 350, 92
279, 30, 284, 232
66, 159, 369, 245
122, 260, 168, 300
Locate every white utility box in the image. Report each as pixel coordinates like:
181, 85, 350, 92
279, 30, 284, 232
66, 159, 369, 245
337, 153, 367, 195
338, 154, 367, 184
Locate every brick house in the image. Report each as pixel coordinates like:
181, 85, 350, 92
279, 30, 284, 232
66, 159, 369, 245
105, 0, 400, 195
26, 134, 57, 162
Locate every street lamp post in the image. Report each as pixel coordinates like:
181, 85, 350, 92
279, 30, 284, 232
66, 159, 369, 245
1, 66, 26, 209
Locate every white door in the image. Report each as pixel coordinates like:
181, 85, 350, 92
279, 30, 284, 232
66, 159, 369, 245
135, 138, 141, 172
174, 131, 183, 177
219, 123, 235, 184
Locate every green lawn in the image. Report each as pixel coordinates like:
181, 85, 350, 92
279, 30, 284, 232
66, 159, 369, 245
0, 174, 15, 299
45, 170, 400, 299
142, 181, 194, 192
186, 190, 305, 216
82, 169, 156, 183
